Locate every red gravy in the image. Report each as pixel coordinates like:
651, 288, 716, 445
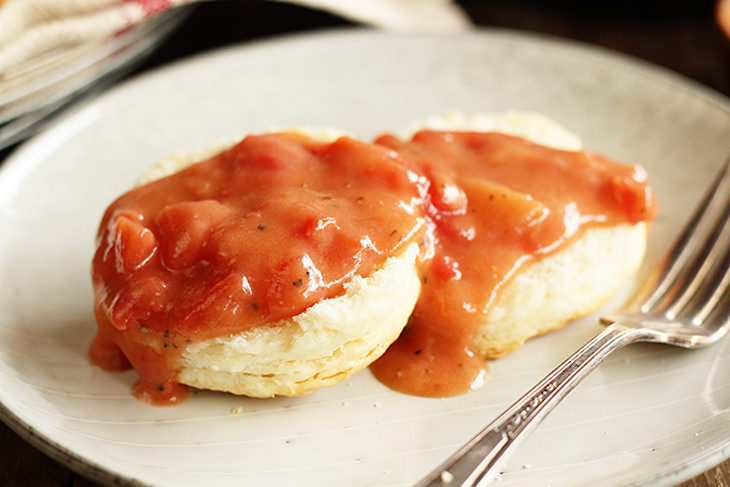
370, 131, 655, 396
90, 130, 657, 404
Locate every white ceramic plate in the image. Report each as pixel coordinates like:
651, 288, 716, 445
0, 29, 728, 487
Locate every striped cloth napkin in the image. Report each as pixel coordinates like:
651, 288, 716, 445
0, 0, 471, 74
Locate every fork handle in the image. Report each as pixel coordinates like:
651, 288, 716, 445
416, 323, 647, 487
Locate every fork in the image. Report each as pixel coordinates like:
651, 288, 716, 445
417, 158, 730, 487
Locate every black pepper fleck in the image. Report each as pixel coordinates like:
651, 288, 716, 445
257, 224, 266, 231
293, 279, 303, 287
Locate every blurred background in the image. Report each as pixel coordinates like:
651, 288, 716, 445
136, 0, 728, 95
0, 1, 728, 485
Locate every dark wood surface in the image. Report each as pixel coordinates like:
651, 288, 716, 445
0, 1, 728, 486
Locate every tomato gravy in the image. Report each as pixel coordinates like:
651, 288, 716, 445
90, 130, 656, 404
90, 133, 429, 404
371, 131, 656, 396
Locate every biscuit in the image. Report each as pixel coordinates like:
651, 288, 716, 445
114, 114, 649, 398
413, 113, 647, 357
133, 128, 422, 397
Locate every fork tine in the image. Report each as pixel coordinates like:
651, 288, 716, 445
639, 158, 730, 314
689, 231, 730, 325
664, 187, 730, 320
661, 205, 730, 321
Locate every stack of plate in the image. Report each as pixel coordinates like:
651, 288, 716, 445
0, 5, 191, 151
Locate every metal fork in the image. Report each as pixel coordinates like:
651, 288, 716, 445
417, 158, 730, 487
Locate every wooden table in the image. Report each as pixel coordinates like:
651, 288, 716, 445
0, 1, 728, 485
